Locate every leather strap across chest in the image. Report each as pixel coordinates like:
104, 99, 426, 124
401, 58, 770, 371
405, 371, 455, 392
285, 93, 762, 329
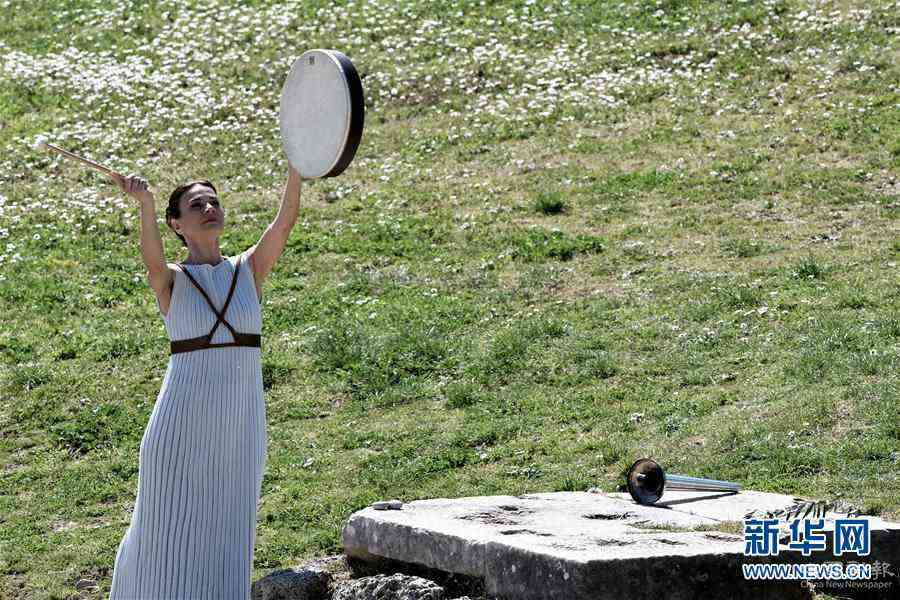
169, 254, 261, 355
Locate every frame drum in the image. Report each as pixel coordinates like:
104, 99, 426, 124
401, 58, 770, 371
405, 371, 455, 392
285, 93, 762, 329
279, 49, 365, 179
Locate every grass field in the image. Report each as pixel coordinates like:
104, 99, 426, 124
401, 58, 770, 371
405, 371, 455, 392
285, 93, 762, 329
1, 0, 899, 597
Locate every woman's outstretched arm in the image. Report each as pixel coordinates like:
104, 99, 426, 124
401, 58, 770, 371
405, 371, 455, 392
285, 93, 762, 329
247, 165, 302, 293
112, 174, 169, 291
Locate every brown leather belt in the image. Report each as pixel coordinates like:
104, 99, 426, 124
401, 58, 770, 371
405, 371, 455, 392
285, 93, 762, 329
169, 253, 262, 355
170, 332, 261, 355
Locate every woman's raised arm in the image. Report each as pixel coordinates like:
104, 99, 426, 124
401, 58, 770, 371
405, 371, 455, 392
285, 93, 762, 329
246, 165, 302, 289
112, 173, 170, 291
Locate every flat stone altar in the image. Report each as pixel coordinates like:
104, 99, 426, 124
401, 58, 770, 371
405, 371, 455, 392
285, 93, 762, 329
342, 490, 900, 600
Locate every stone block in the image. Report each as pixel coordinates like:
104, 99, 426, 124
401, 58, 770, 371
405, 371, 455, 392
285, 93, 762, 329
342, 491, 900, 600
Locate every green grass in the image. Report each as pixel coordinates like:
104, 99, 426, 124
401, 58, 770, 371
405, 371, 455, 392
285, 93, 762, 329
1, 0, 900, 598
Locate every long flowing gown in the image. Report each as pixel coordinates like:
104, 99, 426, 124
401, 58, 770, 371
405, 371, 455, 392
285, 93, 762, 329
109, 249, 267, 599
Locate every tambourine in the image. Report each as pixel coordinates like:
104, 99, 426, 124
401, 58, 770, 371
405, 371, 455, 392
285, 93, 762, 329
279, 49, 365, 179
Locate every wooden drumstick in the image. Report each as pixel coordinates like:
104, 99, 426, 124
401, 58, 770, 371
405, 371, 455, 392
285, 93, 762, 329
33, 137, 124, 179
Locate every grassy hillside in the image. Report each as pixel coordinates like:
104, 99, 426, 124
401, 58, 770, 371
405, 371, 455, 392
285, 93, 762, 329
1, 0, 898, 597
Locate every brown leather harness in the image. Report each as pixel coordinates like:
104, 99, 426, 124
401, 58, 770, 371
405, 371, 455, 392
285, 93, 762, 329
169, 254, 261, 355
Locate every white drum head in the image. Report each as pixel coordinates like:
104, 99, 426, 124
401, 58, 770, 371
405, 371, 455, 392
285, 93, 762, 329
279, 49, 365, 179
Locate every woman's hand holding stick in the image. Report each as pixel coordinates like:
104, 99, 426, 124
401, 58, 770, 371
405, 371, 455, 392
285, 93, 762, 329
33, 136, 166, 275
109, 173, 167, 279
111, 173, 154, 205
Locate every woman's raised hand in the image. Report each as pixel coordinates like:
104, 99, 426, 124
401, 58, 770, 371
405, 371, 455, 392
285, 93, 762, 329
111, 173, 154, 204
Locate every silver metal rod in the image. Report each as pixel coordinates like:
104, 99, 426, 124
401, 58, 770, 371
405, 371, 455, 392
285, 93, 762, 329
665, 474, 741, 493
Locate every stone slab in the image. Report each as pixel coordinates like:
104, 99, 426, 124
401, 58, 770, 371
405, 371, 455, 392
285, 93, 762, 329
342, 490, 900, 600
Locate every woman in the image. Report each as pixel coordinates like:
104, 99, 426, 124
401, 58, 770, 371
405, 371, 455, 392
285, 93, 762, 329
108, 166, 301, 599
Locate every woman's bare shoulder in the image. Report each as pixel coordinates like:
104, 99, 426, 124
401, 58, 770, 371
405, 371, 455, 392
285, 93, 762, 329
150, 263, 179, 294
152, 264, 182, 317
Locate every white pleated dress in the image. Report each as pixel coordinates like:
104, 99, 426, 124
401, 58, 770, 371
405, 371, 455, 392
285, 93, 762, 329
110, 249, 267, 600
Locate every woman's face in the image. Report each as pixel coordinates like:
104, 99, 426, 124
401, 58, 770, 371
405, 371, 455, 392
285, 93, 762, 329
174, 183, 224, 239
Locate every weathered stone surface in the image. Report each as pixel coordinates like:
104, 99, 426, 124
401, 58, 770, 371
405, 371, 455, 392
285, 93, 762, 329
346, 554, 488, 599
342, 490, 900, 600
253, 554, 350, 600
331, 573, 444, 600
609, 490, 846, 522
